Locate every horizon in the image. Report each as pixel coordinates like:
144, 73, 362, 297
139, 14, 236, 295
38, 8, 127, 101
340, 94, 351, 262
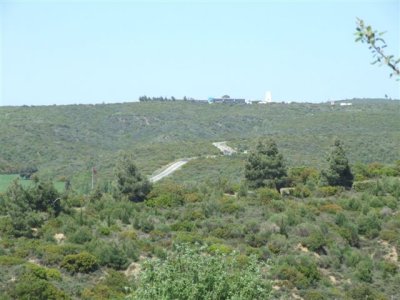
1, 0, 399, 106
1, 97, 399, 108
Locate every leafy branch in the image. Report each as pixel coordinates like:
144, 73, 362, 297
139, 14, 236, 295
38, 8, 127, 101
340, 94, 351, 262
355, 18, 400, 80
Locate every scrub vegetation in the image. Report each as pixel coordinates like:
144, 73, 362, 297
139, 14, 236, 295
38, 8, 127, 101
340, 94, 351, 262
0, 99, 399, 299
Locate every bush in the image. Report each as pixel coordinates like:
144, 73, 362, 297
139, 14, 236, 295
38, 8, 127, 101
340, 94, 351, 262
273, 255, 320, 289
0, 255, 25, 266
338, 223, 360, 247
292, 185, 311, 198
267, 234, 287, 254
315, 186, 340, 197
257, 187, 281, 203
24, 263, 62, 281
319, 203, 343, 214
207, 243, 233, 254
61, 252, 98, 273
68, 227, 93, 244
357, 212, 381, 238
82, 270, 129, 300
38, 243, 82, 265
352, 180, 378, 192
380, 261, 398, 278
174, 232, 203, 244
93, 243, 129, 270
129, 245, 271, 300
11, 273, 69, 300
379, 229, 398, 243
355, 259, 373, 283
303, 228, 327, 253
146, 183, 185, 207
346, 283, 388, 300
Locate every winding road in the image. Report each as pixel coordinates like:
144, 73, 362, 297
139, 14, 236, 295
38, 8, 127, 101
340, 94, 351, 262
149, 141, 237, 182
149, 159, 189, 183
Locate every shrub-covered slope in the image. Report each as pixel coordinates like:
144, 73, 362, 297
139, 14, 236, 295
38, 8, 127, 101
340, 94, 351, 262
1, 99, 399, 185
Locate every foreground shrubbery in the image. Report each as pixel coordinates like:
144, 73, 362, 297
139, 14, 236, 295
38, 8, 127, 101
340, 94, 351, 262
0, 161, 399, 299
129, 245, 271, 300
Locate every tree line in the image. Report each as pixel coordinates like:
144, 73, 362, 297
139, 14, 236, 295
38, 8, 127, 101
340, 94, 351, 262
139, 95, 190, 102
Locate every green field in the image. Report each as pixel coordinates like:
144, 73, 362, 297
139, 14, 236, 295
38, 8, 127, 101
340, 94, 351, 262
0, 174, 65, 193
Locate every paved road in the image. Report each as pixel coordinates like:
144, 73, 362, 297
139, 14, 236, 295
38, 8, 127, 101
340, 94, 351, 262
212, 141, 236, 155
149, 141, 237, 182
149, 159, 189, 183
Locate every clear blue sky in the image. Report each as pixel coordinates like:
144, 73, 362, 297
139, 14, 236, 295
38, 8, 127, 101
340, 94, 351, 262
1, 0, 399, 106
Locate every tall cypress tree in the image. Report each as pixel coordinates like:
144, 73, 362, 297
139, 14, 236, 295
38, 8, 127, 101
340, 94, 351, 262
322, 139, 354, 189
114, 152, 151, 202
245, 139, 287, 190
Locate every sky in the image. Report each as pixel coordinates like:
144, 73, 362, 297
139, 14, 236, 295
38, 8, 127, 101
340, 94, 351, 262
0, 0, 399, 106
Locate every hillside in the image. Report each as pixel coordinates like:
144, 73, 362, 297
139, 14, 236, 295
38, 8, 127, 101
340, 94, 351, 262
1, 99, 399, 187
1, 99, 400, 299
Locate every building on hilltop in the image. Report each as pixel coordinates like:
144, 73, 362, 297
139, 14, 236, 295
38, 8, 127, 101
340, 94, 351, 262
208, 95, 246, 104
258, 91, 272, 104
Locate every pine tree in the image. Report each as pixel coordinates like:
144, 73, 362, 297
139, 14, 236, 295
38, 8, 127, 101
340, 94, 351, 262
114, 152, 151, 202
245, 139, 287, 190
322, 139, 354, 189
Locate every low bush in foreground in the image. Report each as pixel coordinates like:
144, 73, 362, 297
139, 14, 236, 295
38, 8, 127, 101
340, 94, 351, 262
129, 245, 271, 300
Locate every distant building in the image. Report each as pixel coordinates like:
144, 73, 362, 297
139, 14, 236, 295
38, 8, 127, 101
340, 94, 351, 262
258, 91, 272, 104
264, 91, 272, 103
208, 95, 246, 104
340, 102, 352, 106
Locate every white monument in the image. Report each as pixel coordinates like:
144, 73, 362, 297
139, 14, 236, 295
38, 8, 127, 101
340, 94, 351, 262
264, 91, 272, 103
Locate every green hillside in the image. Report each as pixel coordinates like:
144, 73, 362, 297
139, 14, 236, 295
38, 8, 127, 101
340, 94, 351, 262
1, 99, 400, 299
1, 99, 399, 187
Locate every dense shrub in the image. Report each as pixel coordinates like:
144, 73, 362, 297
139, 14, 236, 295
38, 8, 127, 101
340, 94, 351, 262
8, 264, 68, 300
314, 186, 340, 197
357, 212, 381, 238
61, 252, 98, 273
257, 187, 281, 203
292, 185, 311, 198
207, 243, 233, 254
303, 227, 328, 253
346, 283, 388, 300
379, 229, 398, 243
267, 234, 288, 254
129, 245, 271, 300
24, 263, 62, 281
92, 243, 130, 270
68, 227, 93, 244
81, 270, 129, 300
10, 273, 69, 300
353, 180, 378, 192
0, 255, 25, 266
146, 182, 185, 207
273, 255, 320, 289
355, 259, 373, 283
319, 203, 343, 214
338, 223, 360, 247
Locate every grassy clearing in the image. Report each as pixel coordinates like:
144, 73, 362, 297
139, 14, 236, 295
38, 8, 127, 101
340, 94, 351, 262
0, 174, 65, 193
